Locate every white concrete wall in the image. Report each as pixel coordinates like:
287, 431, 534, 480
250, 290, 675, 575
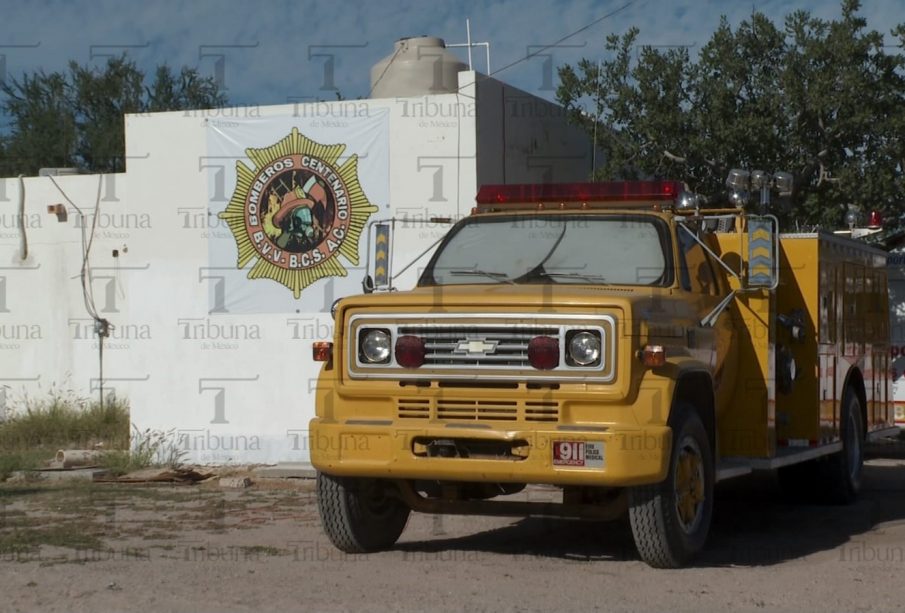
0, 71, 592, 463
0, 172, 134, 422
0, 86, 480, 463
475, 77, 593, 185
125, 93, 477, 464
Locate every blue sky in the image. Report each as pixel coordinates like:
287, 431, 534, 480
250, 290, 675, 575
0, 0, 902, 110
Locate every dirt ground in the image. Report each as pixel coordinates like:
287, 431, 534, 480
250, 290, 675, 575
1, 453, 904, 613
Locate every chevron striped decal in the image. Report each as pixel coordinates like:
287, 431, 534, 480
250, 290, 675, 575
748, 218, 775, 286
374, 224, 390, 287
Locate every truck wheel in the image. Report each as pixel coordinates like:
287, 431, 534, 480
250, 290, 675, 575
823, 388, 864, 504
628, 405, 714, 568
777, 388, 863, 505
317, 472, 410, 553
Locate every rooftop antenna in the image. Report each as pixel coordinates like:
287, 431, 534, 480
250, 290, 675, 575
466, 18, 473, 69
447, 19, 491, 73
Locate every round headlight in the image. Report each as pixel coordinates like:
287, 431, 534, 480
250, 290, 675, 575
360, 329, 391, 363
568, 331, 601, 366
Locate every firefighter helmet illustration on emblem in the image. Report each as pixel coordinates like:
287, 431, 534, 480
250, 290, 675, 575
219, 127, 379, 298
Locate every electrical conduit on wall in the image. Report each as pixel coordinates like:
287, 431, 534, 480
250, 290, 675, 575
18, 175, 27, 261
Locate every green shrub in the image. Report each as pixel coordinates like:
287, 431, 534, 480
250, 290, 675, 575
0, 387, 190, 480
0, 387, 130, 479
0, 450, 48, 480
0, 387, 129, 452
99, 427, 187, 476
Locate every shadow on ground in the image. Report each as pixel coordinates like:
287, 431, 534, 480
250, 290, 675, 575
394, 459, 905, 567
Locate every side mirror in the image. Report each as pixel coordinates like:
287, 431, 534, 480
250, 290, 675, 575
362, 275, 375, 294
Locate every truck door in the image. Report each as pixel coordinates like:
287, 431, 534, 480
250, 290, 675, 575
677, 227, 739, 405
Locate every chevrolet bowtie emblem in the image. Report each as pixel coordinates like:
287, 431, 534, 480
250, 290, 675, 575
455, 339, 499, 355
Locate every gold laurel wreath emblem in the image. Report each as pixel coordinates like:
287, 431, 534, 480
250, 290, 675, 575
219, 128, 379, 298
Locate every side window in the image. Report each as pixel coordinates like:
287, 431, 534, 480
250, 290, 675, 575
677, 227, 718, 295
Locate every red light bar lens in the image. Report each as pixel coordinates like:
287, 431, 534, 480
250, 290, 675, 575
475, 181, 682, 206
868, 210, 882, 229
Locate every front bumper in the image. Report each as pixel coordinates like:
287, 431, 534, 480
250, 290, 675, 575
309, 420, 672, 487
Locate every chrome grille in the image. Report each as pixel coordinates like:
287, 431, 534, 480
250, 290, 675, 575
348, 314, 615, 382
397, 325, 558, 368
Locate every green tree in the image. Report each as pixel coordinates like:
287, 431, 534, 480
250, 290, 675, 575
69, 57, 145, 173
146, 64, 227, 112
557, 0, 905, 231
0, 56, 227, 176
0, 70, 77, 175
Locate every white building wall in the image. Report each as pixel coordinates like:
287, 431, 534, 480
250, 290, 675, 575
475, 78, 593, 185
0, 173, 140, 417
0, 71, 594, 463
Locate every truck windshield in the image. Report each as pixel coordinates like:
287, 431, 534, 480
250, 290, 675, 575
419, 214, 672, 286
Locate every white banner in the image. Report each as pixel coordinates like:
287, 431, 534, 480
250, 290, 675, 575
207, 107, 389, 313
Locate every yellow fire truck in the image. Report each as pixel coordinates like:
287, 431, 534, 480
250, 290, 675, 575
309, 176, 897, 568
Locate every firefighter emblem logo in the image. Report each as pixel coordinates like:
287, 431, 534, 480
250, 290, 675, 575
219, 127, 379, 298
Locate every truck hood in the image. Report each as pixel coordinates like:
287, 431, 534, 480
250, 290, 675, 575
340, 284, 674, 309
336, 284, 695, 338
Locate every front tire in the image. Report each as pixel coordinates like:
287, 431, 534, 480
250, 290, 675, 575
628, 404, 714, 568
317, 472, 410, 553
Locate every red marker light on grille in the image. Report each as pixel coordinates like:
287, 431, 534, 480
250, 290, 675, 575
395, 335, 426, 368
528, 336, 559, 370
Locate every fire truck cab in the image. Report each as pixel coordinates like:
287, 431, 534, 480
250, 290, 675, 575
309, 178, 897, 568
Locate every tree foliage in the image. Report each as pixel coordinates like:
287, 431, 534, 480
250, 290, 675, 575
0, 56, 227, 176
557, 0, 905, 231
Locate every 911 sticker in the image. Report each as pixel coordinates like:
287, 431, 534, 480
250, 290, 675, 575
552, 441, 604, 468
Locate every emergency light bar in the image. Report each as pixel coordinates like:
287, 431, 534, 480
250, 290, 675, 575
475, 181, 685, 211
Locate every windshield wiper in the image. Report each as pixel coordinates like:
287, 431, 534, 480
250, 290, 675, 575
536, 271, 609, 284
449, 269, 516, 284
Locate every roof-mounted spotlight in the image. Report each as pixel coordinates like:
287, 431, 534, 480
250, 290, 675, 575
728, 190, 749, 208
726, 170, 750, 208
750, 170, 771, 190
844, 207, 861, 230
772, 171, 794, 212
677, 191, 699, 211
726, 169, 750, 191
750, 170, 773, 210
773, 172, 794, 197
